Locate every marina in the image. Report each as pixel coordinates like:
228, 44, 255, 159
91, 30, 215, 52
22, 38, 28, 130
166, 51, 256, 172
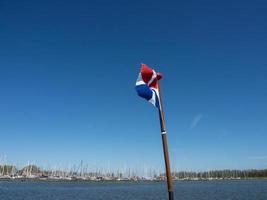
1, 163, 267, 182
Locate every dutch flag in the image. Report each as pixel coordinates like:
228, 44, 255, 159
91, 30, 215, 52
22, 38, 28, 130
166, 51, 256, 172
135, 63, 162, 109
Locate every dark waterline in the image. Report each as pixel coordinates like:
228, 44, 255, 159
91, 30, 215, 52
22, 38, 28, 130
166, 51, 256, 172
0, 180, 267, 200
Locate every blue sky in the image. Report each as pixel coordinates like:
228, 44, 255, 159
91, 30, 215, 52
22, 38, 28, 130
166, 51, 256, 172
0, 0, 267, 171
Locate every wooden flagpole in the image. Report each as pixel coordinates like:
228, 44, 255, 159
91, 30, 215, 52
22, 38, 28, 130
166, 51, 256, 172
158, 81, 174, 200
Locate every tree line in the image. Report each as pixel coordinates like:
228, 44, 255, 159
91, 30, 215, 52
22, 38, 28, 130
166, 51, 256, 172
171, 169, 267, 179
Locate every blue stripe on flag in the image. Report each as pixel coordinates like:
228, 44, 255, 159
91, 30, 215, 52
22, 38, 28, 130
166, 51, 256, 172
135, 84, 153, 101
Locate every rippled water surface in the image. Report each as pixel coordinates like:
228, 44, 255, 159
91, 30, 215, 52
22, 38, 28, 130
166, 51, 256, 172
0, 180, 267, 200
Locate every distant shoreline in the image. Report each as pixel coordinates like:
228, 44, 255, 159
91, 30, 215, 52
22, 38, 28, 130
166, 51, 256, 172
1, 177, 267, 183
1, 165, 267, 182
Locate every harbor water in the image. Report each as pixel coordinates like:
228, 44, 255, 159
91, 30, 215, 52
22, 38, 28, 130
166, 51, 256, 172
0, 180, 267, 200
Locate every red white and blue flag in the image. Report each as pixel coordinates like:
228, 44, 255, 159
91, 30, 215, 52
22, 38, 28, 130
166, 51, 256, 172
135, 63, 162, 109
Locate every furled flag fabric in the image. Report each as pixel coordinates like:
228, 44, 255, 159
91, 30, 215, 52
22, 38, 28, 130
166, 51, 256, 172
135, 63, 162, 109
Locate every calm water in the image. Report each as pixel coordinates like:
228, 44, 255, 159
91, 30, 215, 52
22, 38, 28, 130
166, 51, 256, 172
0, 180, 267, 200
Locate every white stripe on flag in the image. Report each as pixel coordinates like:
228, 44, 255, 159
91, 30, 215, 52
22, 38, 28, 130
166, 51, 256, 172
136, 73, 145, 86
148, 90, 156, 106
148, 70, 157, 86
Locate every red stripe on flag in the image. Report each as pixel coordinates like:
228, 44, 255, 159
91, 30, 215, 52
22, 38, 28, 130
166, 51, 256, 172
140, 63, 153, 84
149, 79, 158, 89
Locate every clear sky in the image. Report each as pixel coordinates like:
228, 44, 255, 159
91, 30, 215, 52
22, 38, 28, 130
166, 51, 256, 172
0, 0, 267, 171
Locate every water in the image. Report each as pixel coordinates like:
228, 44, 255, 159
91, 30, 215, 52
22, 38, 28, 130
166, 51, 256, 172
0, 180, 267, 200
